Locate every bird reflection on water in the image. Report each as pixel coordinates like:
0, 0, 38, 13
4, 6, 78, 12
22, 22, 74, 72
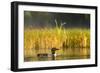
24, 47, 90, 62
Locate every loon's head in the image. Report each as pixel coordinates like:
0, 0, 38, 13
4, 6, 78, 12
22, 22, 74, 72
51, 47, 59, 55
51, 47, 59, 51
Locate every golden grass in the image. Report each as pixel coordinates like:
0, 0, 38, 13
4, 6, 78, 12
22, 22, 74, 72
24, 28, 90, 58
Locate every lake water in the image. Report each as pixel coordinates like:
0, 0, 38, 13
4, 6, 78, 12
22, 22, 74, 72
24, 48, 90, 62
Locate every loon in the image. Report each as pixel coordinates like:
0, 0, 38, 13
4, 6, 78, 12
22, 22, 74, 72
37, 47, 59, 58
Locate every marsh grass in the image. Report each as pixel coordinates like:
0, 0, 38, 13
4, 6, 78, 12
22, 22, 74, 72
24, 27, 90, 58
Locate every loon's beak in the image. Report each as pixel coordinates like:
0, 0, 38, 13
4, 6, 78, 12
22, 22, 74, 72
55, 48, 59, 50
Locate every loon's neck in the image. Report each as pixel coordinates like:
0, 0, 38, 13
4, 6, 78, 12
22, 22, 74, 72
53, 53, 57, 57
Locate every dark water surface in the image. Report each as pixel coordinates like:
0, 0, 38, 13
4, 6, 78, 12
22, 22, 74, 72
24, 48, 90, 62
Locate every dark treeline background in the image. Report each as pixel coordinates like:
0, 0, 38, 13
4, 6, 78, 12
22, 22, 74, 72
24, 11, 90, 29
